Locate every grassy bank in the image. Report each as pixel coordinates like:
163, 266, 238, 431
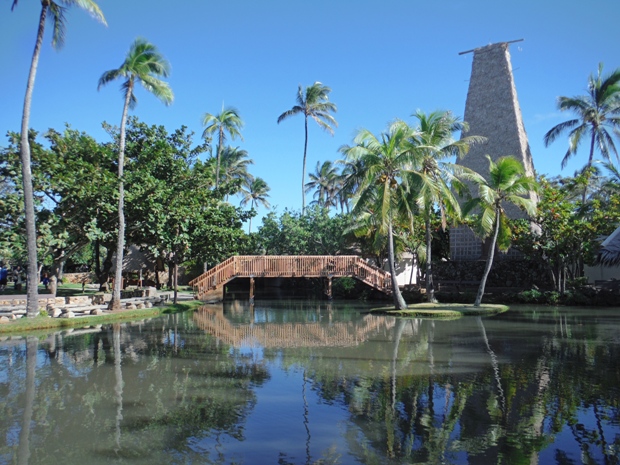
0, 299, 204, 336
370, 302, 509, 318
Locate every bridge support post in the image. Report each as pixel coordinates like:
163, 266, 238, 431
326, 275, 333, 300
249, 275, 255, 304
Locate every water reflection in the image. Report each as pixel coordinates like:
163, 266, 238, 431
0, 303, 619, 464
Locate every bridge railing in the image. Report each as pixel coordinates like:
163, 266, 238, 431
189, 255, 392, 297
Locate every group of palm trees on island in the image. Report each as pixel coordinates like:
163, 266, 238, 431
11, 0, 620, 315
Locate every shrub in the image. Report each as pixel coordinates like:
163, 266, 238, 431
544, 291, 561, 305
517, 289, 543, 303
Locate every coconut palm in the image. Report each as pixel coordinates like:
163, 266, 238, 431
601, 161, 620, 195
464, 156, 538, 306
544, 63, 620, 202
336, 157, 366, 213
98, 38, 173, 311
406, 110, 485, 303
202, 107, 244, 190
240, 177, 271, 233
219, 146, 253, 196
277, 82, 337, 214
12, 0, 106, 317
340, 120, 416, 309
305, 160, 340, 209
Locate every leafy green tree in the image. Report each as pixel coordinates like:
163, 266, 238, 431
277, 82, 337, 213
0, 131, 48, 271
202, 107, 244, 189
98, 38, 173, 311
406, 110, 484, 303
513, 173, 620, 292
544, 63, 620, 202
1, 128, 117, 292
240, 177, 271, 233
117, 119, 249, 301
255, 206, 350, 256
464, 156, 538, 306
340, 120, 416, 309
42, 126, 117, 291
12, 0, 106, 316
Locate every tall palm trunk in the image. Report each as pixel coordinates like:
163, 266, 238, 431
302, 116, 308, 214
248, 199, 255, 234
582, 133, 597, 203
474, 207, 500, 306
21, 3, 49, 317
109, 80, 133, 311
425, 217, 437, 303
388, 222, 407, 309
215, 127, 223, 189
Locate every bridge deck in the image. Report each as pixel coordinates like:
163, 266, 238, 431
189, 255, 392, 301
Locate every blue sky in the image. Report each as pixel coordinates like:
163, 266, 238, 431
2, 0, 620, 230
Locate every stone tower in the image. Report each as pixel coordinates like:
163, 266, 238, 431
450, 41, 537, 261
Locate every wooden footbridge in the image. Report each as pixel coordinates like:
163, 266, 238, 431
189, 255, 392, 302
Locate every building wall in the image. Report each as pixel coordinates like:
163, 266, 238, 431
584, 265, 620, 283
378, 253, 417, 287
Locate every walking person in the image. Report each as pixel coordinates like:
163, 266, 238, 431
0, 263, 7, 292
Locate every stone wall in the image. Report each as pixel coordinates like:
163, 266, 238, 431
433, 259, 553, 290
62, 272, 94, 284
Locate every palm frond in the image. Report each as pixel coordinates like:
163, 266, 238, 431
543, 119, 580, 146
49, 2, 67, 49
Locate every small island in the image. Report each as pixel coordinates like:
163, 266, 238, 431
369, 302, 509, 318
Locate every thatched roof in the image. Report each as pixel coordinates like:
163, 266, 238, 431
596, 226, 620, 267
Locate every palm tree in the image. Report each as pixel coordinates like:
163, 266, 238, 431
277, 82, 337, 214
336, 157, 366, 213
219, 146, 253, 197
240, 177, 271, 233
98, 38, 173, 311
12, 0, 106, 317
463, 156, 538, 306
305, 160, 339, 208
202, 107, 244, 189
406, 110, 485, 303
544, 63, 620, 202
340, 120, 415, 310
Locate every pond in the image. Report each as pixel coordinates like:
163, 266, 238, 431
1, 301, 619, 464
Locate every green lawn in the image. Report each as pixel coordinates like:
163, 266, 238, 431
1, 283, 192, 298
0, 299, 204, 336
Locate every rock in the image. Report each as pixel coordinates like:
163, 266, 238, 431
90, 308, 103, 315
144, 301, 153, 308
125, 303, 136, 310
66, 296, 92, 305
92, 294, 112, 305
136, 303, 145, 309
50, 308, 62, 318
60, 311, 75, 319
0, 316, 10, 324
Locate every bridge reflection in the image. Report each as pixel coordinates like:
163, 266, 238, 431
193, 304, 396, 349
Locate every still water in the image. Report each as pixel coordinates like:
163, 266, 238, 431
1, 301, 619, 465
